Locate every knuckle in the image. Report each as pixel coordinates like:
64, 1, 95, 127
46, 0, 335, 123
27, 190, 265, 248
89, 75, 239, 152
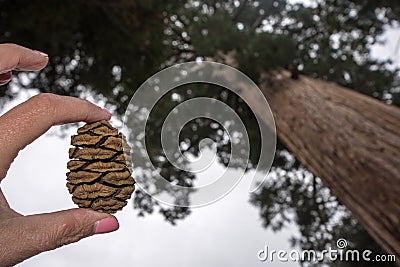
54, 222, 79, 247
29, 93, 59, 117
52, 211, 92, 248
30, 93, 57, 107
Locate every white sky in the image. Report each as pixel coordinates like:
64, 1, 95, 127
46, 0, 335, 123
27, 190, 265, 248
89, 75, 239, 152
371, 25, 400, 68
0, 7, 399, 267
1, 121, 297, 266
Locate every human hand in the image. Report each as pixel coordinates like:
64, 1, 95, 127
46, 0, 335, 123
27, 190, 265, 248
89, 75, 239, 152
0, 44, 119, 266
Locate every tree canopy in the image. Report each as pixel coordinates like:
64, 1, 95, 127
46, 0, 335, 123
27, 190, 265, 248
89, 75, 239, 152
1, 0, 398, 106
1, 1, 399, 264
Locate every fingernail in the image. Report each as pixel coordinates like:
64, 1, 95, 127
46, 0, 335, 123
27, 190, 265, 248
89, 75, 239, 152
95, 217, 119, 234
102, 108, 112, 117
34, 50, 48, 57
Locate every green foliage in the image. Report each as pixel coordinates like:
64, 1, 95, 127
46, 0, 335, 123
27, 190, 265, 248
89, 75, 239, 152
1, 0, 398, 104
0, 0, 399, 257
282, 0, 400, 100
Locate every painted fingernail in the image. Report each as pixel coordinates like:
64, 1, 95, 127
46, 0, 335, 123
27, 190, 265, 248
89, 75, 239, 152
34, 50, 48, 57
95, 217, 119, 234
102, 108, 112, 117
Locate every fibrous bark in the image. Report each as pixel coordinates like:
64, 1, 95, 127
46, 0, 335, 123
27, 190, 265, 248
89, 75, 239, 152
256, 70, 400, 260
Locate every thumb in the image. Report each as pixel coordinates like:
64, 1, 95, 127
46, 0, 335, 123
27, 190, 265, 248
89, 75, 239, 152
0, 208, 119, 266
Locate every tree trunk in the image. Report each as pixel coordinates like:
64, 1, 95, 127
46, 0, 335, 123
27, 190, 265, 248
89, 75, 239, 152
256, 70, 400, 260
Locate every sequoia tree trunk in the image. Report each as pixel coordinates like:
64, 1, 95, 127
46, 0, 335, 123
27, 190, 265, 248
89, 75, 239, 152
255, 70, 400, 261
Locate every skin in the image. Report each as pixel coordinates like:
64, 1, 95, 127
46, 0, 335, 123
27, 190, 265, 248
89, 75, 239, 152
0, 44, 118, 266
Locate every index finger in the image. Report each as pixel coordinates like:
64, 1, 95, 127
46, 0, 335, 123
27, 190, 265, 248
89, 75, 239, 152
0, 43, 48, 73
0, 94, 111, 179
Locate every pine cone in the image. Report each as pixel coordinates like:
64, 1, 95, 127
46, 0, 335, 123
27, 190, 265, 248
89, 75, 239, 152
66, 120, 135, 213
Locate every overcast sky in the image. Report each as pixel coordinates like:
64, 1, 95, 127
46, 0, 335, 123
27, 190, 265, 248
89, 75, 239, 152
1, 119, 297, 267
0, 10, 399, 267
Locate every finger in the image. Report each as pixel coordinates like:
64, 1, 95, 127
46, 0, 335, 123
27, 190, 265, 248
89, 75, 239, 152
0, 208, 119, 266
0, 43, 48, 72
0, 71, 12, 86
0, 93, 112, 179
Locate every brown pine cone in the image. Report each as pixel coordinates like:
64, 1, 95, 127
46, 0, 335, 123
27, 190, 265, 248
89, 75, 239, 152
66, 120, 135, 213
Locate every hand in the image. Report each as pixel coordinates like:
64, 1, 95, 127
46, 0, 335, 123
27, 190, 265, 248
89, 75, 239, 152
0, 44, 119, 266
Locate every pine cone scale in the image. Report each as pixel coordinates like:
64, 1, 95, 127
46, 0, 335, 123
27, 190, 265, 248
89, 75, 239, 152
66, 120, 135, 213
